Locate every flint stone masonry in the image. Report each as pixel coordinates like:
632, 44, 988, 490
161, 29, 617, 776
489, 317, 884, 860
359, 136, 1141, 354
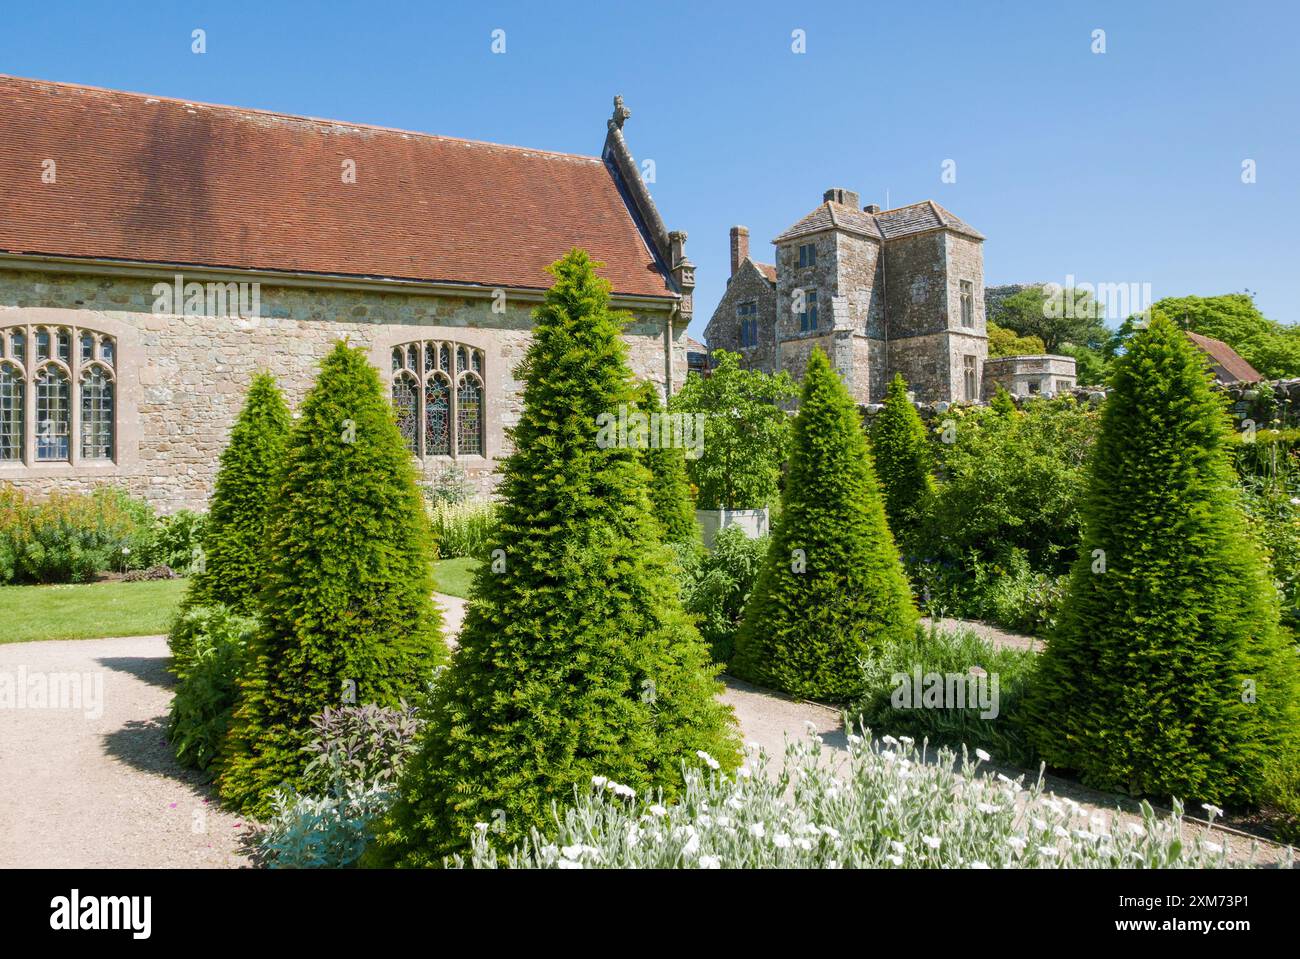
0, 266, 686, 512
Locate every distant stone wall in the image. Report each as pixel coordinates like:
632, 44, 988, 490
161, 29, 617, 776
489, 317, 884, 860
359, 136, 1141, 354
0, 265, 684, 512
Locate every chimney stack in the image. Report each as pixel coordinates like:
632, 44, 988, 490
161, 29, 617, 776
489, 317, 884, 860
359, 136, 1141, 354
823, 187, 861, 208
729, 226, 750, 277
863, 203, 881, 214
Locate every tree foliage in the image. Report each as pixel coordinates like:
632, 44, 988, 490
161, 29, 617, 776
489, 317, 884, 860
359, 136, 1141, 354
671, 350, 796, 510
364, 250, 739, 865
634, 380, 700, 546
992, 286, 1109, 354
869, 373, 934, 550
731, 349, 918, 701
185, 372, 291, 612
217, 342, 445, 816
987, 321, 1046, 357
1024, 315, 1300, 806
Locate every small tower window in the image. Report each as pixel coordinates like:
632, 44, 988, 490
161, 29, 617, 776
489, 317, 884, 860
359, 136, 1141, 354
960, 280, 974, 328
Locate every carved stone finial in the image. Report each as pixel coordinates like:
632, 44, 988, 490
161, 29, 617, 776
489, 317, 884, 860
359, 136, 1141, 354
609, 94, 631, 132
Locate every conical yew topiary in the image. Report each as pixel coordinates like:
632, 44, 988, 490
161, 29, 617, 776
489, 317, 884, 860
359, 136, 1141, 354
217, 342, 446, 815
185, 372, 291, 613
731, 349, 918, 701
635, 379, 700, 546
1024, 315, 1299, 806
869, 373, 934, 549
364, 250, 739, 865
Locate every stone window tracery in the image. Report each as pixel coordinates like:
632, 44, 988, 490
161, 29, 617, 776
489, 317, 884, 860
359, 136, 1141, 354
390, 339, 485, 459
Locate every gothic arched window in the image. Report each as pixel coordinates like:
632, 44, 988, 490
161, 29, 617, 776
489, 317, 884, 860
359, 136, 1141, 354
390, 339, 485, 459
0, 324, 117, 465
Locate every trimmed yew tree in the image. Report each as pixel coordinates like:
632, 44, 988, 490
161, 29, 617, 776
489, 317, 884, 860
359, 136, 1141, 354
364, 250, 739, 865
869, 373, 934, 548
1024, 315, 1299, 806
731, 349, 918, 701
185, 372, 291, 612
636, 379, 700, 546
217, 342, 445, 816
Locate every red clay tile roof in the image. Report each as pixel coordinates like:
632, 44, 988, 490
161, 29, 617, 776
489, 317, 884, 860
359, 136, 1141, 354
1186, 330, 1262, 383
752, 261, 777, 284
0, 75, 674, 298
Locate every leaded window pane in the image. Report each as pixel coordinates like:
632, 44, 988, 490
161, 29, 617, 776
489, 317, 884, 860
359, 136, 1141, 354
80, 366, 114, 460
10, 330, 25, 364
0, 362, 22, 462
36, 329, 50, 361
471, 350, 482, 375
425, 375, 451, 456
456, 376, 483, 455
35, 366, 70, 461
456, 346, 468, 374
56, 330, 70, 362
440, 344, 450, 371
406, 344, 419, 371
80, 332, 94, 362
99, 337, 114, 369
392, 373, 418, 454
391, 347, 402, 373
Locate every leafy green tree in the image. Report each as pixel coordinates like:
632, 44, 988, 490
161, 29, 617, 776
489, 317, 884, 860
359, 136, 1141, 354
634, 380, 699, 546
364, 250, 739, 865
217, 342, 445, 816
185, 373, 291, 612
993, 286, 1109, 354
731, 349, 918, 700
671, 350, 796, 510
1112, 294, 1300, 379
989, 383, 1017, 416
987, 321, 1046, 357
869, 373, 934, 549
1024, 315, 1300, 805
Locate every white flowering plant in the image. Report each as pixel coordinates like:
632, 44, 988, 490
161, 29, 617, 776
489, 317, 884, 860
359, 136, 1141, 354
454, 728, 1275, 869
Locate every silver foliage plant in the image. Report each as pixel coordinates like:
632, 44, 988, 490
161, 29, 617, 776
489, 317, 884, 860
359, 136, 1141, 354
457, 728, 1279, 869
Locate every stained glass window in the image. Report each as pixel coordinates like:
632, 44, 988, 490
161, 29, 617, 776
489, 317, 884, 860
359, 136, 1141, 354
0, 362, 21, 462
80, 332, 94, 362
80, 365, 114, 460
391, 340, 486, 459
56, 329, 71, 362
36, 329, 50, 362
8, 330, 23, 362
392, 373, 419, 454
100, 337, 114, 369
35, 366, 70, 461
425, 375, 451, 456
457, 375, 483, 456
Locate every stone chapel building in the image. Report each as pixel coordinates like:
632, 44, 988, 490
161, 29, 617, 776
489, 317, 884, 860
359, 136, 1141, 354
0, 77, 694, 510
705, 188, 988, 404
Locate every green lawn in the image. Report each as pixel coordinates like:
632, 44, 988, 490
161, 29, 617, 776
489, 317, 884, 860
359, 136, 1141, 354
0, 578, 190, 643
434, 557, 480, 599
0, 560, 480, 643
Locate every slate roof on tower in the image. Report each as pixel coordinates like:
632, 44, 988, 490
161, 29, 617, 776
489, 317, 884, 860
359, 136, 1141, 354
0, 75, 675, 298
773, 198, 984, 244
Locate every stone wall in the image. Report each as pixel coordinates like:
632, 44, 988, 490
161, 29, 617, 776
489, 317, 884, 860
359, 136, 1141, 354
702, 259, 778, 374
0, 265, 684, 512
982, 354, 1078, 399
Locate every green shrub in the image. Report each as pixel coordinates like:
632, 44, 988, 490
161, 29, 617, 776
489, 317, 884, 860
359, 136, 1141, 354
299, 701, 426, 796
187, 372, 291, 612
1024, 315, 1300, 807
671, 349, 796, 510
148, 509, 206, 574
1239, 477, 1300, 634
459, 733, 1248, 869
364, 250, 739, 866
679, 525, 768, 663
166, 604, 259, 775
635, 380, 700, 546
921, 397, 1098, 576
425, 500, 498, 560
869, 373, 934, 550
217, 343, 446, 817
0, 485, 152, 583
855, 623, 1039, 767
731, 349, 918, 701
420, 462, 475, 506
969, 548, 1067, 635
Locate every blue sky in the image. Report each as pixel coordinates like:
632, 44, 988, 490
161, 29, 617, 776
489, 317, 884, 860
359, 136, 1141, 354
3, 0, 1297, 340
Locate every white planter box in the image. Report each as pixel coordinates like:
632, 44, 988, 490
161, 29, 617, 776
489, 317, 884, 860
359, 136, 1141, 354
694, 508, 769, 549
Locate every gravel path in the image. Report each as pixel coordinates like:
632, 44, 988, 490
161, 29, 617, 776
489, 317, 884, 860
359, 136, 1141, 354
0, 636, 252, 869
2, 600, 1289, 867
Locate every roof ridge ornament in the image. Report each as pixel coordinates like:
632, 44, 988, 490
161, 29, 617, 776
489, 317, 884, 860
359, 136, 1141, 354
609, 94, 631, 132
